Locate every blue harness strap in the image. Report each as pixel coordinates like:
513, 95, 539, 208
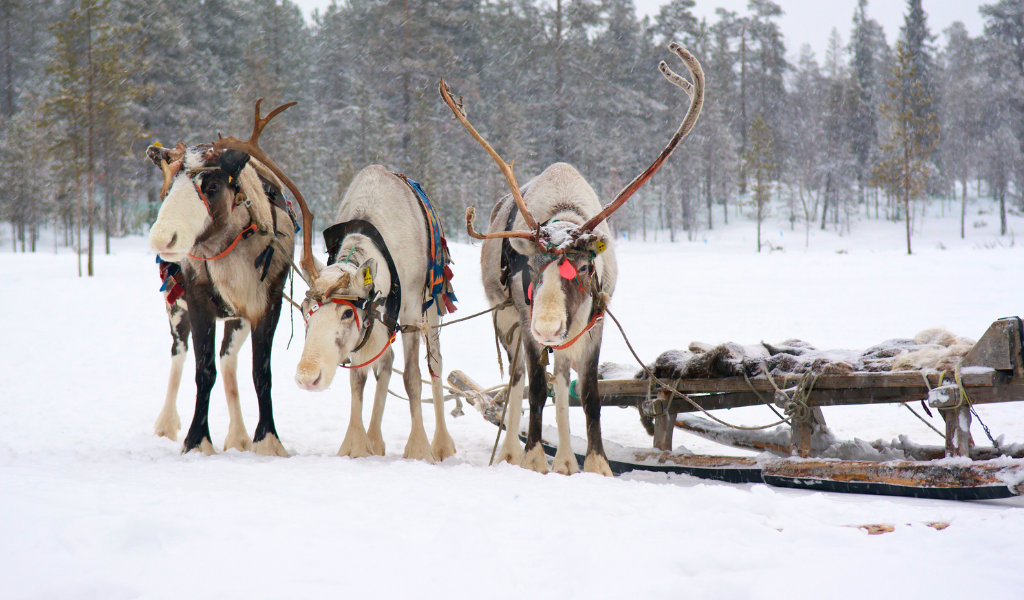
396, 174, 458, 316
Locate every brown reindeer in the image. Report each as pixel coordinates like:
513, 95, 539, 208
440, 42, 704, 475
147, 101, 317, 456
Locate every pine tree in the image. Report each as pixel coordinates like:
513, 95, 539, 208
848, 0, 882, 212
873, 41, 937, 254
745, 113, 774, 252
900, 0, 938, 160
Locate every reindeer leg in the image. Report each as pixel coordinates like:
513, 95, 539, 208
520, 339, 550, 474
251, 297, 288, 457
401, 329, 434, 462
338, 365, 371, 458
367, 348, 393, 456
580, 327, 612, 476
551, 352, 579, 475
182, 292, 217, 455
155, 300, 188, 441
220, 319, 251, 452
495, 309, 524, 465
426, 310, 456, 461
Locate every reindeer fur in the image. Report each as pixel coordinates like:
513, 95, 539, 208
482, 163, 618, 476
295, 165, 455, 462
149, 145, 294, 456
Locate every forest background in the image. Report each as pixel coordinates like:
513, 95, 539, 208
2, 0, 1023, 272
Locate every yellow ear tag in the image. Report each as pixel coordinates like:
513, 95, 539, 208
228, 176, 233, 183
596, 240, 606, 254
154, 141, 163, 147
364, 270, 373, 286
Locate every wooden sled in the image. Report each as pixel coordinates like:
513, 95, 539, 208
448, 317, 1024, 502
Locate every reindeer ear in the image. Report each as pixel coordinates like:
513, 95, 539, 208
218, 149, 251, 178
146, 144, 172, 166
356, 258, 377, 291
509, 237, 537, 257
589, 235, 609, 255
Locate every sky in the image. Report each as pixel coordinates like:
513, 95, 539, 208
291, 0, 988, 60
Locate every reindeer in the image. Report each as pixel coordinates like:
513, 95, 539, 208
293, 165, 459, 463
147, 101, 317, 456
439, 42, 704, 475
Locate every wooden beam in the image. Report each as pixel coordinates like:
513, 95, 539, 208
961, 318, 1016, 372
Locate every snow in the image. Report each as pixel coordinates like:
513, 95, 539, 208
4, 203, 1024, 599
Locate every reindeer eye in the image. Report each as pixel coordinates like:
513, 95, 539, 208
206, 180, 219, 194
342, 309, 354, 320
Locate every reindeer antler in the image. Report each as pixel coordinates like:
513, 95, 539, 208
152, 141, 187, 201
212, 99, 318, 281
580, 42, 705, 232
439, 79, 541, 243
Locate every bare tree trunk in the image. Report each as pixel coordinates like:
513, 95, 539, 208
705, 145, 713, 230
1000, 183, 1007, 236
104, 154, 111, 254
738, 26, 748, 195
400, 0, 411, 161
76, 176, 82, 277
86, 3, 95, 276
960, 175, 967, 239
821, 172, 830, 230
553, 0, 565, 162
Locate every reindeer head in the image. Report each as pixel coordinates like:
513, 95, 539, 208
294, 254, 383, 391
146, 99, 319, 281
146, 143, 253, 262
440, 42, 704, 347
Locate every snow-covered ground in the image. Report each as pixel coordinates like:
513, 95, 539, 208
3, 200, 1024, 599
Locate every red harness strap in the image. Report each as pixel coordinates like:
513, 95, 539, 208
548, 311, 604, 351
193, 180, 211, 213
341, 332, 397, 370
188, 223, 257, 261
304, 299, 361, 330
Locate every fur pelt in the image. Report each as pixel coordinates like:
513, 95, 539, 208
629, 328, 976, 382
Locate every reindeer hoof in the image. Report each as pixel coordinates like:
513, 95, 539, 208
404, 430, 435, 463
223, 427, 252, 452
184, 437, 216, 456
583, 452, 613, 477
431, 431, 457, 462
367, 431, 386, 456
552, 449, 580, 475
153, 410, 181, 442
496, 438, 524, 466
338, 428, 372, 458
520, 445, 549, 474
253, 433, 289, 457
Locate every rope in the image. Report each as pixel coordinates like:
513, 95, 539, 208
286, 268, 295, 350
901, 402, 946, 438
431, 304, 500, 329
490, 326, 522, 466
954, 363, 1001, 450
605, 308, 791, 431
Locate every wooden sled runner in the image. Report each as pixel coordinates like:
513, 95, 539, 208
448, 317, 1024, 501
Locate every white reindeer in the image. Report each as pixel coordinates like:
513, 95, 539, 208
294, 166, 458, 463
440, 42, 704, 475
